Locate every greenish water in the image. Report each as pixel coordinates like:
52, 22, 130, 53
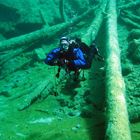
0, 0, 140, 140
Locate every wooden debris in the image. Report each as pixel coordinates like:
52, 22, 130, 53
0, 46, 28, 66
82, 0, 107, 45
0, 7, 96, 52
121, 17, 140, 29
9, 89, 31, 101
39, 9, 50, 27
120, 10, 140, 23
33, 48, 46, 61
105, 0, 131, 139
0, 54, 32, 80
118, 1, 140, 10
18, 79, 54, 111
59, 0, 67, 22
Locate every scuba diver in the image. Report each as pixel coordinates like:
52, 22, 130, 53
44, 36, 104, 80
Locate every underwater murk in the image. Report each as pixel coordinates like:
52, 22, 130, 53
0, 0, 140, 140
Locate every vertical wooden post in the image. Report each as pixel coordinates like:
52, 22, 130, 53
105, 0, 131, 140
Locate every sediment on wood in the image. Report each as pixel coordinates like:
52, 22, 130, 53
105, 0, 131, 140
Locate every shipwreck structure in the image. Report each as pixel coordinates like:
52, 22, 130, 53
0, 0, 140, 139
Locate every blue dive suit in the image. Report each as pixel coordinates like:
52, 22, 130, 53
45, 47, 87, 71
44, 41, 102, 72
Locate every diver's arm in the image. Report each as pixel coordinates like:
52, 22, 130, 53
69, 48, 87, 68
44, 48, 60, 66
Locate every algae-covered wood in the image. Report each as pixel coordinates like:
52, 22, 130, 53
0, 0, 140, 140
105, 0, 131, 139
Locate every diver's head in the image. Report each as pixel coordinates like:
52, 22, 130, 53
60, 37, 70, 52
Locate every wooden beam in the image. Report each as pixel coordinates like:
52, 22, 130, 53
105, 0, 131, 139
0, 7, 95, 52
82, 0, 107, 46
118, 1, 140, 10
18, 79, 54, 111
